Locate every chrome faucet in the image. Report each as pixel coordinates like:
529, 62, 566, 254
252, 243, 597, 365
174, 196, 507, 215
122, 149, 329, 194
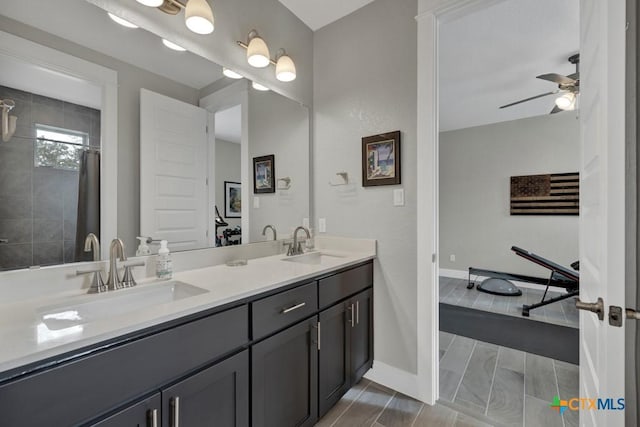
289, 226, 311, 256
106, 238, 127, 291
262, 225, 277, 241
83, 233, 100, 261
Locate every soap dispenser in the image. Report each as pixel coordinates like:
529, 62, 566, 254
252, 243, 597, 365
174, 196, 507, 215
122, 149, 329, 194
136, 237, 151, 256
156, 240, 173, 280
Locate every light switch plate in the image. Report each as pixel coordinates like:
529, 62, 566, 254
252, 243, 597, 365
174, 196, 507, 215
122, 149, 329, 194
253, 197, 260, 208
318, 218, 326, 233
393, 189, 405, 206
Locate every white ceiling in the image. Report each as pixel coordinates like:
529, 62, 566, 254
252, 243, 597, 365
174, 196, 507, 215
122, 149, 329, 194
278, 0, 376, 31
215, 105, 242, 144
0, 0, 223, 90
439, 0, 579, 132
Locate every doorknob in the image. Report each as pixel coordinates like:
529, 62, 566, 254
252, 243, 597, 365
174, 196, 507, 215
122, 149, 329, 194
626, 308, 640, 320
576, 297, 604, 320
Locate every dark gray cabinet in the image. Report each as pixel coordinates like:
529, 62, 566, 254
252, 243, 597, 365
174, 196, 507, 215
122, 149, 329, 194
91, 393, 161, 427
318, 288, 373, 418
252, 317, 318, 427
162, 350, 249, 427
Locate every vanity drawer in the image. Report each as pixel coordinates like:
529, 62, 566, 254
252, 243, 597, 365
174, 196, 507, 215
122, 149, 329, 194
0, 305, 249, 427
252, 281, 318, 340
319, 262, 373, 309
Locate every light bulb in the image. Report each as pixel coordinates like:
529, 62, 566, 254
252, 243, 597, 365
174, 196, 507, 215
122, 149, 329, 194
223, 68, 244, 79
276, 53, 296, 82
247, 32, 270, 68
108, 12, 138, 28
252, 82, 270, 91
555, 92, 576, 110
185, 0, 214, 35
136, 0, 164, 6
162, 39, 186, 51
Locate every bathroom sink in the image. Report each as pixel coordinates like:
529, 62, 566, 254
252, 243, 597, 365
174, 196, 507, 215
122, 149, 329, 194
281, 251, 345, 266
38, 281, 208, 331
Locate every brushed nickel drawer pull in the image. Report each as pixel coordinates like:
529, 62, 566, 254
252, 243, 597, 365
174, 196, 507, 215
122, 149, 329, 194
282, 302, 306, 314
356, 300, 359, 325
170, 397, 180, 427
147, 409, 158, 427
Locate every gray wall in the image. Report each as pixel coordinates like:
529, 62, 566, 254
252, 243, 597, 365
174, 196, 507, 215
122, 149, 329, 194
215, 139, 241, 230
314, 0, 418, 374
439, 113, 580, 276
248, 90, 309, 241
0, 85, 100, 269
0, 16, 200, 255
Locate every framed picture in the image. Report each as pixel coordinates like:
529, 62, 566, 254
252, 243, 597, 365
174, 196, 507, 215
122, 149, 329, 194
224, 181, 241, 218
253, 154, 275, 193
362, 130, 401, 187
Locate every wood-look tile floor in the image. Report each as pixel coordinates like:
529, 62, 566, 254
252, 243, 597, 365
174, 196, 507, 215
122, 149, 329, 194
316, 333, 579, 427
440, 277, 579, 329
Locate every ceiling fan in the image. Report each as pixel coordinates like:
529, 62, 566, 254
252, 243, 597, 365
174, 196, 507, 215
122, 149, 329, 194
499, 53, 580, 114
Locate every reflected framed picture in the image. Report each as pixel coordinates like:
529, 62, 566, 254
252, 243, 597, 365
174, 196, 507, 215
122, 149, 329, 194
224, 181, 241, 218
253, 154, 275, 193
362, 130, 401, 187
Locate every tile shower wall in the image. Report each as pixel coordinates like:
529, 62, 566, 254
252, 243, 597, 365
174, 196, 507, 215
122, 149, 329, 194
0, 85, 100, 270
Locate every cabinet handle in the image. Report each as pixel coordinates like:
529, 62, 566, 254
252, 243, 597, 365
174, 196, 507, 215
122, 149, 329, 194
281, 302, 306, 314
356, 300, 359, 325
317, 321, 321, 350
350, 303, 355, 327
147, 409, 158, 427
170, 397, 180, 427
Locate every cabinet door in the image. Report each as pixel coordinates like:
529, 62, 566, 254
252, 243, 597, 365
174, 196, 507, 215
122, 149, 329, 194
351, 288, 373, 383
162, 350, 249, 427
91, 394, 161, 427
318, 301, 351, 418
252, 317, 318, 427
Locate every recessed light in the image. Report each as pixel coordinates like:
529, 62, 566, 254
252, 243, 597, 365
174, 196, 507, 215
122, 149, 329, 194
108, 12, 138, 28
223, 68, 243, 79
162, 39, 187, 52
136, 0, 164, 6
252, 82, 270, 92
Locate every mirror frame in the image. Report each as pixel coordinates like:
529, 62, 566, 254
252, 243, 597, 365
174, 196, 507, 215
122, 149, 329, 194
0, 30, 118, 260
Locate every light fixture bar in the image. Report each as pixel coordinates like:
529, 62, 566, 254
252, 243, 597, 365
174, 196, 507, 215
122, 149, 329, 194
236, 41, 278, 66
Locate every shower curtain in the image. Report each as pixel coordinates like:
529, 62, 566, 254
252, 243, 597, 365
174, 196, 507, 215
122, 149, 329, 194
74, 149, 101, 261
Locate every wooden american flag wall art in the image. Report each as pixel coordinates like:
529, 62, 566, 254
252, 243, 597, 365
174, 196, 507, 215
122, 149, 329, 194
510, 172, 579, 215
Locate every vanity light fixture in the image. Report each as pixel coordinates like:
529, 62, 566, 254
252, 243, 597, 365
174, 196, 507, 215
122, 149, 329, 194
275, 49, 296, 82
223, 68, 244, 79
244, 30, 271, 68
136, 0, 164, 7
251, 81, 270, 92
162, 39, 187, 51
108, 12, 139, 28
237, 31, 297, 82
137, 0, 215, 35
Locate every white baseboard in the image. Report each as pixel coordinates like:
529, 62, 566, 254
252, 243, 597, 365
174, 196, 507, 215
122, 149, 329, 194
363, 361, 425, 402
438, 268, 567, 294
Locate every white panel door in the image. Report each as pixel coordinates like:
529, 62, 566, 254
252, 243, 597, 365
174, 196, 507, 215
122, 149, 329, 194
140, 89, 209, 251
579, 0, 626, 425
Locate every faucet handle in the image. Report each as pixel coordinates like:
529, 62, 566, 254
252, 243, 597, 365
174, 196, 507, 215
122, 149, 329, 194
120, 260, 145, 288
77, 268, 107, 294
285, 242, 294, 256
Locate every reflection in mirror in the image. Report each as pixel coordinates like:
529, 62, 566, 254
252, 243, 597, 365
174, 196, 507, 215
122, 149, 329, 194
0, 0, 310, 270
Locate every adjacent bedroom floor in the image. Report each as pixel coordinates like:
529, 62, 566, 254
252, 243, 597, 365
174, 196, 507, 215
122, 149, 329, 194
440, 276, 579, 329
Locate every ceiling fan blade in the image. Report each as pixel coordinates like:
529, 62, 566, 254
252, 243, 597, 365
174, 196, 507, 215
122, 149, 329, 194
537, 73, 577, 85
550, 105, 563, 114
499, 91, 558, 109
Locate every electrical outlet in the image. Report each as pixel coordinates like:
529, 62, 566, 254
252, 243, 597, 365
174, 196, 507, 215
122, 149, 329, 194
318, 218, 326, 233
450, 254, 456, 262
302, 218, 310, 228
253, 197, 260, 208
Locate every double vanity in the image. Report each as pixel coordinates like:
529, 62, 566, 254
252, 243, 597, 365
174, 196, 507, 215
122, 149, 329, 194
0, 237, 375, 427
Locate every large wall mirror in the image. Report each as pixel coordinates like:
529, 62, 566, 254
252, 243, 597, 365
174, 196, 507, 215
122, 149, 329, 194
0, 0, 310, 271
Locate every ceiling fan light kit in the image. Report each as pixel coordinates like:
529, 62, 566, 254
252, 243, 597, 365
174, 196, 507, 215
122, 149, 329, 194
500, 53, 580, 115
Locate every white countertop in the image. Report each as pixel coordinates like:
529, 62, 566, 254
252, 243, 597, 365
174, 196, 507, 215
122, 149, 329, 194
0, 239, 375, 378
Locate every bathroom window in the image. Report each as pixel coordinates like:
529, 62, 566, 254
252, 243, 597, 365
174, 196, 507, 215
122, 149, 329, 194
35, 124, 88, 170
